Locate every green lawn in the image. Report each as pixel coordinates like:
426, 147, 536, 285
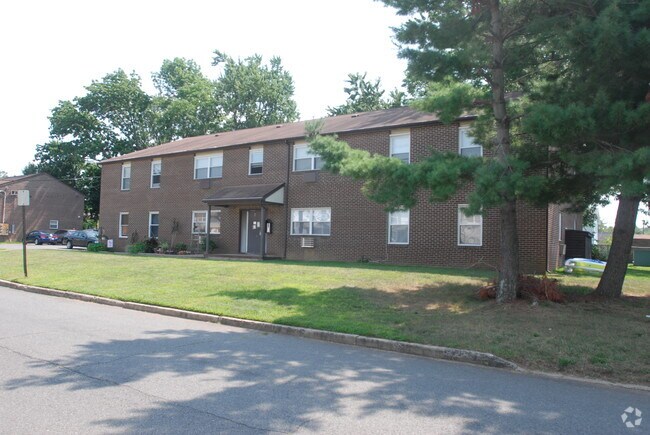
0, 249, 648, 384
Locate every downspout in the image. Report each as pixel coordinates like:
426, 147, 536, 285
0, 190, 5, 224
283, 140, 292, 260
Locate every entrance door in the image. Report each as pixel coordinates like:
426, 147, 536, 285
241, 209, 261, 254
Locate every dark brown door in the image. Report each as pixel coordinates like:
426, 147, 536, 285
245, 210, 261, 254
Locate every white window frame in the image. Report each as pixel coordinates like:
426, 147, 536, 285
150, 159, 161, 188
388, 210, 410, 245
121, 163, 131, 191
248, 146, 264, 175
458, 205, 483, 247
390, 129, 411, 164
459, 126, 483, 157
118, 212, 129, 239
193, 152, 223, 180
293, 142, 323, 172
290, 207, 331, 236
192, 210, 208, 234
148, 211, 160, 239
559, 213, 563, 241
49, 220, 59, 230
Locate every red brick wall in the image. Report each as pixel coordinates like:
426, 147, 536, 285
0, 174, 84, 241
100, 122, 550, 273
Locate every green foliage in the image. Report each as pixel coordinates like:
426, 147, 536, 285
327, 73, 407, 116
199, 238, 218, 253
174, 243, 188, 252
87, 243, 108, 252
127, 242, 146, 254
213, 50, 299, 130
29, 51, 300, 219
143, 237, 159, 253
152, 58, 222, 143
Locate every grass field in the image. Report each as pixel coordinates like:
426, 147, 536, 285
0, 249, 648, 384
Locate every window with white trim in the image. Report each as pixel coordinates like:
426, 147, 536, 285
293, 142, 323, 171
49, 220, 59, 230
390, 130, 410, 163
388, 210, 409, 244
458, 205, 482, 246
151, 159, 161, 188
291, 208, 331, 236
149, 212, 159, 238
194, 153, 223, 179
121, 163, 131, 190
192, 210, 222, 234
249, 146, 263, 175
119, 213, 129, 238
459, 126, 482, 157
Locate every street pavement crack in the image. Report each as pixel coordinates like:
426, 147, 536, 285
0, 343, 290, 434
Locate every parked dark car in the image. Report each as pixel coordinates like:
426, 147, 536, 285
65, 229, 100, 249
25, 230, 58, 245
54, 229, 74, 244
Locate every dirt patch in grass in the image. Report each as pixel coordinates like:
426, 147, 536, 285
0, 250, 648, 385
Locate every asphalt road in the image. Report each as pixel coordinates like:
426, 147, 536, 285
0, 286, 647, 434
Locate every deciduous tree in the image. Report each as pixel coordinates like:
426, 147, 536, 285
213, 50, 299, 130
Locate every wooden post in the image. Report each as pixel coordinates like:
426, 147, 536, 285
205, 205, 211, 257
260, 205, 266, 260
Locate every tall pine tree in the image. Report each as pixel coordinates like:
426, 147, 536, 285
525, 0, 650, 297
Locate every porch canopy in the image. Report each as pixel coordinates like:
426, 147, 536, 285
202, 183, 284, 206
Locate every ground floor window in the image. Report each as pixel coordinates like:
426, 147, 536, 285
388, 210, 409, 244
49, 220, 59, 230
458, 205, 482, 246
119, 213, 129, 238
192, 210, 222, 235
149, 212, 159, 238
291, 208, 331, 236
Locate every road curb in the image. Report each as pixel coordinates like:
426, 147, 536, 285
2, 279, 517, 370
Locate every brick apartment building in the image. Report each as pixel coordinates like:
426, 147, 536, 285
99, 107, 579, 273
0, 173, 84, 241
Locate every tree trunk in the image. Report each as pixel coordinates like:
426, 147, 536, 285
490, 0, 519, 303
498, 199, 519, 303
595, 195, 640, 298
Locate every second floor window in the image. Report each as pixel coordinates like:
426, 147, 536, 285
390, 130, 410, 164
194, 153, 223, 179
249, 146, 264, 175
151, 159, 161, 188
121, 163, 131, 190
294, 142, 323, 171
459, 126, 482, 157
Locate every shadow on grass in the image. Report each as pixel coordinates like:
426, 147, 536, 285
2, 327, 628, 433
216, 284, 484, 341
264, 258, 496, 278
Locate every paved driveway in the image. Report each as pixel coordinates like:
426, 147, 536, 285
0, 242, 68, 251
0, 286, 647, 434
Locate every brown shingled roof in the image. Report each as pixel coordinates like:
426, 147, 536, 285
0, 174, 37, 186
102, 107, 472, 164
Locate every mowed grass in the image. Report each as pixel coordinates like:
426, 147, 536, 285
0, 249, 648, 384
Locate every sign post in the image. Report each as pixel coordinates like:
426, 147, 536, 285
17, 190, 29, 278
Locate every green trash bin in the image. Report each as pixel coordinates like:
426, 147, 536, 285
632, 247, 650, 266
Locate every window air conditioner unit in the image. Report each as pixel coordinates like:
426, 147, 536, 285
301, 237, 315, 248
